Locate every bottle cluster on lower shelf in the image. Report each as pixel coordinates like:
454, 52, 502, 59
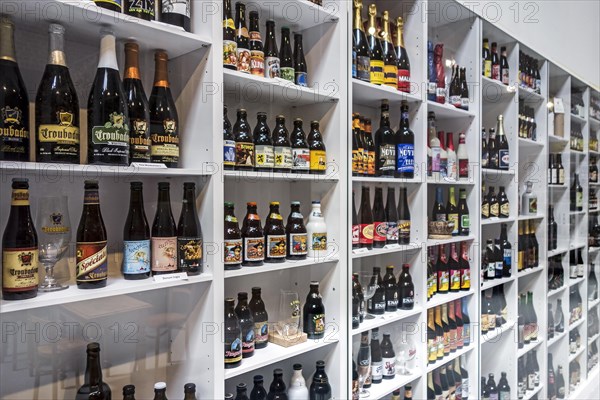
482, 39, 509, 85
481, 116, 510, 171
568, 359, 583, 393
518, 292, 540, 349
518, 220, 540, 271
480, 285, 508, 335
224, 108, 326, 174
481, 224, 512, 281
570, 173, 584, 212
427, 355, 470, 400
548, 154, 566, 185
481, 372, 511, 400
229, 362, 332, 400
427, 299, 472, 365
568, 249, 586, 280
518, 52, 542, 94
427, 243, 472, 300
547, 353, 566, 400
569, 328, 583, 355
430, 186, 471, 238
569, 286, 584, 325
519, 104, 538, 141
570, 127, 585, 152
224, 200, 327, 270
481, 184, 510, 219
224, 282, 325, 369
548, 255, 565, 292
517, 351, 541, 400
589, 215, 600, 247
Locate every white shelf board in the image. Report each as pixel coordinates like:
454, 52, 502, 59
549, 135, 570, 146
571, 113, 588, 125
589, 298, 600, 310
517, 336, 545, 358
481, 216, 516, 226
481, 275, 515, 291
426, 179, 476, 186
352, 176, 423, 184
481, 168, 516, 176
427, 235, 476, 247
548, 184, 568, 190
481, 320, 516, 344
246, 0, 339, 30
224, 69, 339, 106
548, 285, 567, 298
518, 214, 545, 222
547, 331, 567, 348
482, 76, 515, 99
589, 333, 599, 345
426, 344, 474, 372
224, 256, 339, 279
569, 242, 586, 250
426, 290, 474, 309
224, 338, 338, 379
352, 308, 423, 336
518, 138, 545, 149
548, 247, 570, 258
366, 369, 423, 400
351, 79, 422, 107
590, 117, 600, 130
568, 276, 586, 288
523, 384, 544, 400
0, 273, 213, 314
518, 87, 545, 103
569, 317, 585, 331
518, 265, 545, 278
567, 366, 599, 400
569, 210, 586, 216
427, 101, 476, 119
352, 244, 421, 259
568, 346, 586, 362
223, 170, 339, 182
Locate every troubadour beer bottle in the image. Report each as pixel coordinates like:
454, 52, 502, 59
124, 42, 151, 163
242, 202, 265, 266
224, 298, 242, 369
286, 201, 308, 260
224, 202, 243, 270
76, 181, 108, 289
151, 182, 177, 275
264, 202, 286, 263
177, 182, 203, 275
2, 178, 38, 300
122, 182, 151, 280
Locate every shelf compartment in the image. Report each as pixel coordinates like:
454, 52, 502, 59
224, 69, 339, 106
426, 290, 474, 309
548, 331, 567, 347
427, 101, 476, 119
352, 176, 423, 184
518, 265, 545, 278
223, 170, 339, 182
481, 276, 515, 291
351, 308, 423, 336
589, 333, 599, 345
427, 235, 476, 247
571, 113, 587, 125
517, 336, 545, 358
568, 346, 586, 362
481, 320, 516, 344
590, 117, 600, 130
589, 298, 600, 310
352, 244, 421, 259
224, 338, 338, 379
245, 0, 339, 30
481, 217, 516, 226
224, 257, 339, 279
426, 344, 474, 372
352, 80, 422, 107
518, 87, 545, 103
0, 273, 213, 314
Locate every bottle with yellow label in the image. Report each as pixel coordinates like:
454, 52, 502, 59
308, 121, 327, 175
223, 0, 238, 70
2, 178, 38, 300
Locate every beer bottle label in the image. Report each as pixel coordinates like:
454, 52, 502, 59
450, 269, 461, 291
373, 221, 387, 243
292, 148, 310, 171
236, 142, 254, 167
244, 237, 265, 261
357, 56, 370, 82
274, 146, 293, 169
456, 325, 464, 347
450, 94, 462, 108
289, 233, 308, 256
224, 336, 242, 365
280, 67, 295, 82
430, 147, 441, 173
448, 213, 459, 235
490, 203, 499, 217
161, 0, 190, 17
129, 118, 151, 162
38, 113, 80, 158
96, 0, 122, 8
500, 202, 509, 217
367, 150, 375, 175
0, 104, 28, 157
498, 149, 509, 169
76, 241, 108, 282
428, 82, 437, 99
401, 292, 414, 308
310, 149, 327, 172
151, 118, 179, 164
224, 139, 236, 167
295, 71, 307, 87
386, 221, 398, 242
151, 237, 177, 272
126, 0, 155, 17
265, 56, 281, 79
224, 239, 242, 265
2, 248, 38, 291
369, 60, 384, 85
352, 51, 357, 78
460, 269, 471, 289
255, 145, 274, 168
307, 313, 325, 335
576, 192, 583, 208
383, 64, 397, 87
482, 203, 489, 218
249, 42, 264, 77
459, 158, 469, 178
241, 325, 255, 354
382, 357, 395, 378
398, 219, 410, 241
379, 144, 396, 171
311, 233, 327, 251
359, 223, 373, 245
371, 361, 383, 381
461, 96, 469, 109
177, 237, 202, 271
438, 271, 449, 291
122, 240, 151, 275
91, 112, 130, 160
427, 338, 437, 361
397, 69, 410, 92
11, 189, 29, 206
484, 60, 492, 78
266, 235, 286, 259
461, 214, 470, 231
492, 65, 500, 80
236, 47, 251, 73
223, 40, 238, 69
254, 321, 269, 345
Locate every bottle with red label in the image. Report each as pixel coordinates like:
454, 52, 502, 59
372, 187, 387, 248
459, 241, 471, 290
76, 180, 108, 288
151, 182, 177, 276
359, 186, 374, 249
395, 17, 411, 93
352, 191, 360, 249
457, 133, 469, 180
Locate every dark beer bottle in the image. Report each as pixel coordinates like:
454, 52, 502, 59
242, 202, 265, 266
88, 30, 130, 166
265, 202, 286, 263
235, 292, 255, 358
396, 101, 415, 178
254, 112, 274, 171
123, 42, 151, 163
375, 100, 396, 176
381, 333, 396, 379
303, 281, 326, 339
160, 0, 191, 32
366, 4, 384, 85
359, 186, 374, 249
291, 118, 310, 173
151, 182, 177, 275
236, 383, 249, 400
125, 0, 155, 20
293, 34, 308, 86
183, 383, 196, 400
249, 287, 269, 349
364, 119, 375, 176
0, 17, 29, 162
397, 187, 411, 244
310, 361, 332, 400
92, 1, 122, 12
35, 24, 80, 164
223, 0, 238, 70
177, 182, 203, 275
149, 50, 179, 167
395, 17, 411, 93
286, 201, 308, 260
224, 105, 236, 170
370, 328, 383, 383
268, 369, 287, 398
279, 27, 295, 82
308, 121, 327, 175
122, 182, 151, 280
224, 298, 242, 369
235, 2, 250, 74
224, 202, 243, 270
272, 115, 292, 172
2, 178, 38, 300
263, 20, 280, 78
385, 187, 399, 244
381, 11, 398, 88
122, 385, 135, 400
76, 181, 108, 289
234, 109, 254, 170
248, 11, 264, 77
383, 265, 398, 312
368, 267, 386, 315
397, 263, 414, 310
353, 0, 370, 82
75, 343, 112, 400
250, 375, 268, 400
372, 187, 387, 248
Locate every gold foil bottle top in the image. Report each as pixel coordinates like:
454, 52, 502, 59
48, 23, 67, 67
0, 15, 16, 62
124, 42, 141, 80
153, 50, 170, 88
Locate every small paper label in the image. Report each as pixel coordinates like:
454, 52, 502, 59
554, 98, 565, 114
131, 162, 167, 169
153, 272, 189, 283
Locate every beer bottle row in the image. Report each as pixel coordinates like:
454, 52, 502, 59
92, 0, 191, 31
427, 243, 472, 300
230, 362, 332, 400
519, 52, 542, 94
427, 112, 470, 181
517, 220, 539, 272
481, 285, 508, 334
427, 298, 471, 364
480, 371, 511, 400
352, 100, 415, 178
482, 39, 510, 85
352, 1, 411, 92
518, 291, 539, 348
0, 19, 179, 167
353, 186, 411, 249
431, 187, 471, 236
426, 355, 469, 400
480, 115, 510, 171
224, 108, 326, 173
427, 43, 470, 109
223, 0, 308, 85
517, 352, 541, 399
225, 282, 326, 368
224, 201, 327, 269
481, 185, 510, 219
481, 224, 512, 281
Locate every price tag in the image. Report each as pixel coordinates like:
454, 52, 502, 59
352, 248, 369, 255
153, 272, 189, 283
131, 162, 168, 169
384, 243, 401, 250
554, 97, 565, 114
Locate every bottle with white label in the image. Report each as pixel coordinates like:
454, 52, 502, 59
288, 364, 309, 400
306, 201, 327, 259
521, 181, 537, 216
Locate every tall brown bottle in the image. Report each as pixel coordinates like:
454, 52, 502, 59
372, 187, 386, 248
249, 287, 269, 349
224, 202, 243, 270
149, 51, 179, 167
264, 201, 286, 263
122, 182, 151, 280
177, 182, 203, 275
76, 181, 108, 289
2, 179, 38, 300
75, 342, 112, 400
286, 201, 308, 260
242, 202, 264, 266
359, 186, 374, 249
151, 182, 177, 275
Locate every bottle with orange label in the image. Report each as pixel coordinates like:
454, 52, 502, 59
242, 202, 265, 266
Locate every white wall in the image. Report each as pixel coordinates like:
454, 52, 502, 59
457, 0, 600, 89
